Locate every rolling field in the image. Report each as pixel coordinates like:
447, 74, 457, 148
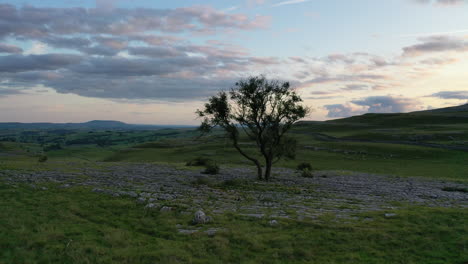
1, 107, 467, 263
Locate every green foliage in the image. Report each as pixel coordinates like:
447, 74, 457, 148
191, 176, 215, 186
0, 183, 466, 263
297, 162, 313, 171
442, 186, 468, 193
197, 75, 310, 180
43, 143, 62, 152
37, 155, 48, 163
300, 168, 314, 178
186, 157, 213, 167
203, 163, 220, 175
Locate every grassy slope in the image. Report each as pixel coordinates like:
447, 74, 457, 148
1, 107, 467, 263
88, 107, 468, 181
0, 183, 466, 264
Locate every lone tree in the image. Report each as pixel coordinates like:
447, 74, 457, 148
197, 76, 309, 181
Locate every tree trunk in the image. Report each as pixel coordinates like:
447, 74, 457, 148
232, 136, 263, 180
264, 157, 273, 181
255, 162, 263, 180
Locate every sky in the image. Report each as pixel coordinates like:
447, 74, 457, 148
0, 0, 468, 124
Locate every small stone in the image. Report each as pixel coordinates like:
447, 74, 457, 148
193, 210, 210, 224
136, 197, 146, 204
385, 213, 397, 218
269, 220, 279, 226
204, 228, 220, 236
127, 191, 138, 198
160, 206, 172, 212
159, 194, 174, 200
41, 187, 48, 191
145, 203, 157, 209
60, 184, 71, 188
178, 229, 199, 235
92, 188, 104, 193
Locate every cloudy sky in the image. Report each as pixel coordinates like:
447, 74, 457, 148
1, 0, 468, 124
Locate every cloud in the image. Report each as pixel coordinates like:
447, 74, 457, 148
272, 0, 311, 7
351, 96, 422, 113
340, 84, 369, 91
324, 104, 366, 118
429, 90, 468, 99
0, 4, 270, 40
0, 43, 23, 54
0, 88, 23, 97
403, 36, 468, 56
325, 96, 423, 118
0, 54, 82, 73
411, 0, 467, 5
0, 4, 282, 101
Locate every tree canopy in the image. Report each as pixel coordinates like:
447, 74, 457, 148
197, 76, 309, 180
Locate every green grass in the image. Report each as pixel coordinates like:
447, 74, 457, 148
0, 183, 466, 264
98, 137, 468, 182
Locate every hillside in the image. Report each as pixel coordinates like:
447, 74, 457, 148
0, 120, 195, 130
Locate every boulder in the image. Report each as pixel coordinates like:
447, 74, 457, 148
193, 210, 210, 224
160, 206, 172, 212
145, 203, 157, 209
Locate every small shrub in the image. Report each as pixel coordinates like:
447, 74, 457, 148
38, 155, 48, 163
203, 163, 220, 175
191, 176, 215, 186
297, 162, 312, 171
221, 178, 249, 188
442, 186, 468, 193
186, 157, 213, 166
300, 168, 313, 178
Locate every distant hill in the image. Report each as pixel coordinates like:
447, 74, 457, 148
418, 103, 468, 113
0, 120, 195, 130
298, 103, 468, 126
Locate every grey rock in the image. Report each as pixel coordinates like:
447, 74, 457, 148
384, 213, 397, 218
145, 203, 157, 209
204, 228, 222, 236
193, 210, 210, 224
160, 206, 173, 212
136, 197, 146, 204
178, 229, 199, 235
269, 220, 279, 226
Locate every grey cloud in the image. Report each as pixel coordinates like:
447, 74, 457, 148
403, 36, 468, 56
325, 96, 422, 118
45, 74, 234, 100
340, 84, 368, 91
69, 56, 209, 76
0, 4, 269, 40
0, 43, 23, 54
351, 96, 421, 113
0, 54, 82, 73
306, 74, 388, 85
411, 0, 467, 5
324, 104, 365, 118
430, 90, 468, 99
0, 88, 23, 96
128, 46, 185, 58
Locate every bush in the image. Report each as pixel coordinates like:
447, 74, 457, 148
38, 155, 48, 163
186, 157, 213, 166
297, 162, 312, 171
300, 168, 313, 178
191, 176, 215, 186
203, 163, 220, 175
221, 178, 249, 188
